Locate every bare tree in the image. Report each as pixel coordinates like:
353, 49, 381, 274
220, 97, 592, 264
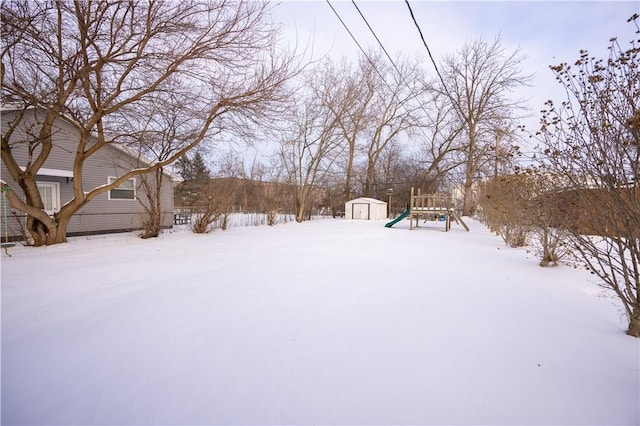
358, 53, 424, 197
212, 149, 247, 229
313, 57, 372, 202
412, 88, 465, 186
535, 15, 640, 336
193, 178, 241, 233
439, 36, 532, 215
276, 71, 344, 223
118, 87, 198, 238
312, 51, 432, 202
247, 159, 288, 225
190, 179, 235, 234
137, 168, 169, 239
1, 0, 299, 245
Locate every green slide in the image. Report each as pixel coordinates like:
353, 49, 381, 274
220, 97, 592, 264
385, 209, 410, 228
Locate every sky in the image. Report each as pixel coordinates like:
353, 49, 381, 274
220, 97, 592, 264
266, 0, 639, 160
1, 217, 638, 424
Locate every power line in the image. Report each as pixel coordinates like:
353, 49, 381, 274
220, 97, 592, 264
350, 0, 403, 79
324, 0, 396, 94
404, 0, 455, 105
351, 0, 464, 158
326, 0, 438, 153
327, 0, 526, 180
403, 0, 444, 86
350, 0, 461, 150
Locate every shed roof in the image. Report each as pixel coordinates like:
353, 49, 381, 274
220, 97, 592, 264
347, 197, 386, 204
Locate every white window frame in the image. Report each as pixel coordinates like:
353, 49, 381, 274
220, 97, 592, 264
107, 176, 137, 200
36, 181, 61, 215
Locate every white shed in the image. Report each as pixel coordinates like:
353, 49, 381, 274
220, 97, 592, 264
345, 197, 388, 220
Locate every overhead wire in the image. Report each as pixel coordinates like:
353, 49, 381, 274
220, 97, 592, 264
327, 0, 441, 153
327, 0, 530, 178
403, 0, 537, 168
324, 0, 397, 95
403, 0, 453, 103
326, 0, 432, 155
350, 0, 403, 80
349, 3, 463, 165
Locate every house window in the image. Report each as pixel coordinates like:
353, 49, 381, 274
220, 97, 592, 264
37, 182, 60, 214
108, 177, 136, 200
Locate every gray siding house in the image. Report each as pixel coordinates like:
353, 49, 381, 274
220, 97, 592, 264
1, 107, 175, 240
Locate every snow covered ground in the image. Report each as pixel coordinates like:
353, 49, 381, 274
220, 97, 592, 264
1, 217, 638, 425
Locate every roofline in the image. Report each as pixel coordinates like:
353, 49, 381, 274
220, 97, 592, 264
347, 197, 387, 204
2, 104, 180, 180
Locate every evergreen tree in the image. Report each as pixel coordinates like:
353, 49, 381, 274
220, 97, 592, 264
191, 152, 210, 183
174, 153, 211, 208
175, 155, 195, 181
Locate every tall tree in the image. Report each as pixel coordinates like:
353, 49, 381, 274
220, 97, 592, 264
276, 70, 344, 223
358, 52, 423, 197
439, 36, 531, 215
119, 86, 207, 238
412, 87, 465, 188
1, 0, 299, 245
313, 57, 372, 202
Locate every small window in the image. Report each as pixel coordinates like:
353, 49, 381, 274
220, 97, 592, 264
108, 177, 136, 200
37, 182, 60, 214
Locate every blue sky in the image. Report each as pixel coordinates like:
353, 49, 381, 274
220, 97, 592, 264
269, 0, 638, 142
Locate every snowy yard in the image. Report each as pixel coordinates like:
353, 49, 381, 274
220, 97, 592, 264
1, 217, 638, 425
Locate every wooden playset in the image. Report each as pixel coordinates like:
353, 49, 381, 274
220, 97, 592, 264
408, 187, 469, 231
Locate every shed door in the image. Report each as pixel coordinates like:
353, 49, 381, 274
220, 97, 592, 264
352, 203, 370, 220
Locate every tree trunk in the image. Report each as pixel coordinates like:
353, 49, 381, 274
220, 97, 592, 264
140, 203, 161, 239
30, 212, 71, 246
51, 213, 71, 244
344, 151, 354, 201
140, 169, 164, 239
364, 163, 375, 198
462, 176, 474, 216
27, 217, 49, 246
462, 121, 478, 217
627, 307, 640, 338
3, 182, 68, 246
295, 197, 305, 223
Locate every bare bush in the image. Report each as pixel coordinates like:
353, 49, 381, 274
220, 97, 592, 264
534, 15, 640, 336
190, 178, 239, 234
476, 174, 532, 248
477, 170, 575, 264
190, 201, 220, 234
